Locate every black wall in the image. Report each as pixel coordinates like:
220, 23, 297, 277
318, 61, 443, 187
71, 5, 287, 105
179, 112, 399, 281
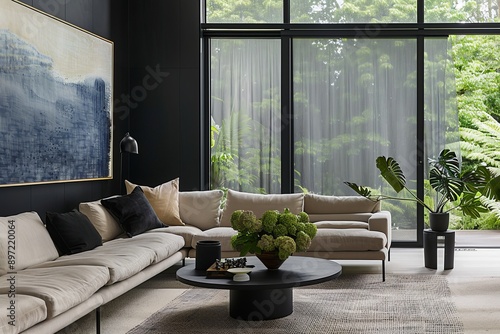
0, 0, 201, 218
128, 0, 201, 191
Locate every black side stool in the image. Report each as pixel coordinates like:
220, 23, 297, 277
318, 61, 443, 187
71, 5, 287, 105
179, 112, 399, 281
423, 229, 455, 270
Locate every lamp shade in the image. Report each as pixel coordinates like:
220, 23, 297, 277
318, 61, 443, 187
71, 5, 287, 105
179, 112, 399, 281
120, 132, 139, 154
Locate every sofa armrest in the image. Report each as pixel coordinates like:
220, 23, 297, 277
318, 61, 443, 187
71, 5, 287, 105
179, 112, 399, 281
368, 211, 392, 249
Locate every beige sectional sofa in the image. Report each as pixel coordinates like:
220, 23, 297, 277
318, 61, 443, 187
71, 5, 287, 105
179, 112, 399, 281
0, 211, 186, 334
0, 179, 391, 334
174, 189, 391, 279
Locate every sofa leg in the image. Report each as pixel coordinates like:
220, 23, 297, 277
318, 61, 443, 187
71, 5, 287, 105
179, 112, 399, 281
182, 258, 186, 266
382, 260, 386, 282
96, 307, 101, 334
388, 248, 391, 261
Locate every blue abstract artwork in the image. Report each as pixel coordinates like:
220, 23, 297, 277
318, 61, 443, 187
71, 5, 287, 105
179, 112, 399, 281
0, 0, 113, 186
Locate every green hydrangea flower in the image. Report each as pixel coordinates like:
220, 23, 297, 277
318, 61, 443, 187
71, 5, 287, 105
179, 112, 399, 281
278, 210, 298, 226
261, 210, 279, 233
257, 234, 276, 252
240, 210, 256, 230
230, 210, 244, 230
275, 236, 296, 260
303, 223, 318, 239
278, 210, 298, 236
249, 219, 263, 233
297, 211, 309, 224
295, 230, 312, 252
272, 224, 288, 238
231, 210, 262, 233
296, 222, 306, 233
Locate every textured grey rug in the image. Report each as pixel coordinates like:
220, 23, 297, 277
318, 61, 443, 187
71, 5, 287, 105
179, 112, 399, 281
127, 274, 464, 334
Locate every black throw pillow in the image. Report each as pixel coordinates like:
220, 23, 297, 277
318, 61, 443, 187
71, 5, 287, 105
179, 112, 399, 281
46, 209, 103, 256
101, 186, 164, 237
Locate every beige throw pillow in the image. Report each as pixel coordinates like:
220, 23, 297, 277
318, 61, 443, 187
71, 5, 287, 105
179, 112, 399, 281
0, 212, 59, 275
179, 190, 223, 230
125, 178, 184, 226
79, 199, 124, 242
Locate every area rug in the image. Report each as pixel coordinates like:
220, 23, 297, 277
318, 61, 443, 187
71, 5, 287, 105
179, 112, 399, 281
127, 274, 464, 334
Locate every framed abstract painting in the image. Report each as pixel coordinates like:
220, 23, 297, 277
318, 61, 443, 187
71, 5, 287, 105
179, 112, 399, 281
0, 0, 113, 186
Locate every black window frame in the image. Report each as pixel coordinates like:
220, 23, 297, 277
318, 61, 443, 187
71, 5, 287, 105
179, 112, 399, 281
200, 0, 500, 247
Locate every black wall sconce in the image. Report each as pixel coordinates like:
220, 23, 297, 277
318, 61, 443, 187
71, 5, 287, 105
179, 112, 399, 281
119, 132, 138, 193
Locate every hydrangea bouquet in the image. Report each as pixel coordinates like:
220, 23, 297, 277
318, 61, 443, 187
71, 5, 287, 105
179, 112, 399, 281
230, 208, 318, 261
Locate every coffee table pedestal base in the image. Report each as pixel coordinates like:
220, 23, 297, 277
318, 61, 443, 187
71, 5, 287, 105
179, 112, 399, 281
229, 288, 293, 320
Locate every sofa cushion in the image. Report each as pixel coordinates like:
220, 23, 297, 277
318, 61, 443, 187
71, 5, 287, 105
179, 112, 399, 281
79, 199, 124, 242
151, 225, 203, 248
179, 190, 223, 229
125, 178, 184, 226
130, 231, 185, 263
308, 229, 387, 252
314, 221, 369, 229
304, 194, 381, 214
220, 190, 304, 227
32, 232, 184, 284
45, 209, 103, 256
0, 212, 59, 275
101, 186, 164, 237
0, 265, 110, 319
191, 227, 238, 252
0, 294, 47, 334
308, 213, 373, 223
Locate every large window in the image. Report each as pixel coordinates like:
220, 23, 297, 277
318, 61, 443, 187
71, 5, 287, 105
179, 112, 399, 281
425, 0, 500, 22
206, 0, 283, 23
291, 0, 417, 23
210, 39, 282, 193
293, 38, 417, 195
202, 1, 500, 245
293, 38, 419, 236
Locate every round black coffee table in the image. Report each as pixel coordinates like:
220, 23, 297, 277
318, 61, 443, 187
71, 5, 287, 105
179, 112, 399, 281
176, 256, 342, 320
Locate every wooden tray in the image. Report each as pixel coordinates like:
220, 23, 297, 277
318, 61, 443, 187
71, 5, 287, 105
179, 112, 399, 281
205, 258, 252, 279
206, 262, 233, 278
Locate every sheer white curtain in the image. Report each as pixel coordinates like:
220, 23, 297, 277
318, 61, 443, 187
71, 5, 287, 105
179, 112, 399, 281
293, 38, 418, 195
209, 37, 458, 234
293, 37, 458, 234
210, 39, 281, 193
424, 37, 460, 167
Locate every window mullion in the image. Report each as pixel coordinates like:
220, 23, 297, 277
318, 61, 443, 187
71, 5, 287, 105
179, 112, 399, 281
281, 36, 293, 194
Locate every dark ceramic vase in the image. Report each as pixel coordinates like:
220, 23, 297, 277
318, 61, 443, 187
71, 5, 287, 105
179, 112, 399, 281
256, 251, 286, 270
195, 240, 221, 271
429, 212, 450, 232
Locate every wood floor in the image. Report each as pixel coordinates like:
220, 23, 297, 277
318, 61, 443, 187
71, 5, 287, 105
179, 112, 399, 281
455, 230, 500, 248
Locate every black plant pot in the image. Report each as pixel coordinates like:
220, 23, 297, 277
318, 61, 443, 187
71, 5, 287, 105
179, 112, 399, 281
429, 212, 450, 232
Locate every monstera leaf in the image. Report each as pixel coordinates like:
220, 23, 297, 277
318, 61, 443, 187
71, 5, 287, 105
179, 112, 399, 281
376, 156, 405, 193
459, 192, 489, 219
429, 166, 463, 203
428, 149, 463, 204
344, 182, 374, 198
429, 149, 460, 178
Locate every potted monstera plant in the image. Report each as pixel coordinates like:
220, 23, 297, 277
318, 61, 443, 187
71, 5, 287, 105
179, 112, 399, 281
345, 149, 500, 231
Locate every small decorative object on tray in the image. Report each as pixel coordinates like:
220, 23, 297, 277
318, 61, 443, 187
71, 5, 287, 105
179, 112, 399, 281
206, 257, 252, 278
227, 268, 252, 282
